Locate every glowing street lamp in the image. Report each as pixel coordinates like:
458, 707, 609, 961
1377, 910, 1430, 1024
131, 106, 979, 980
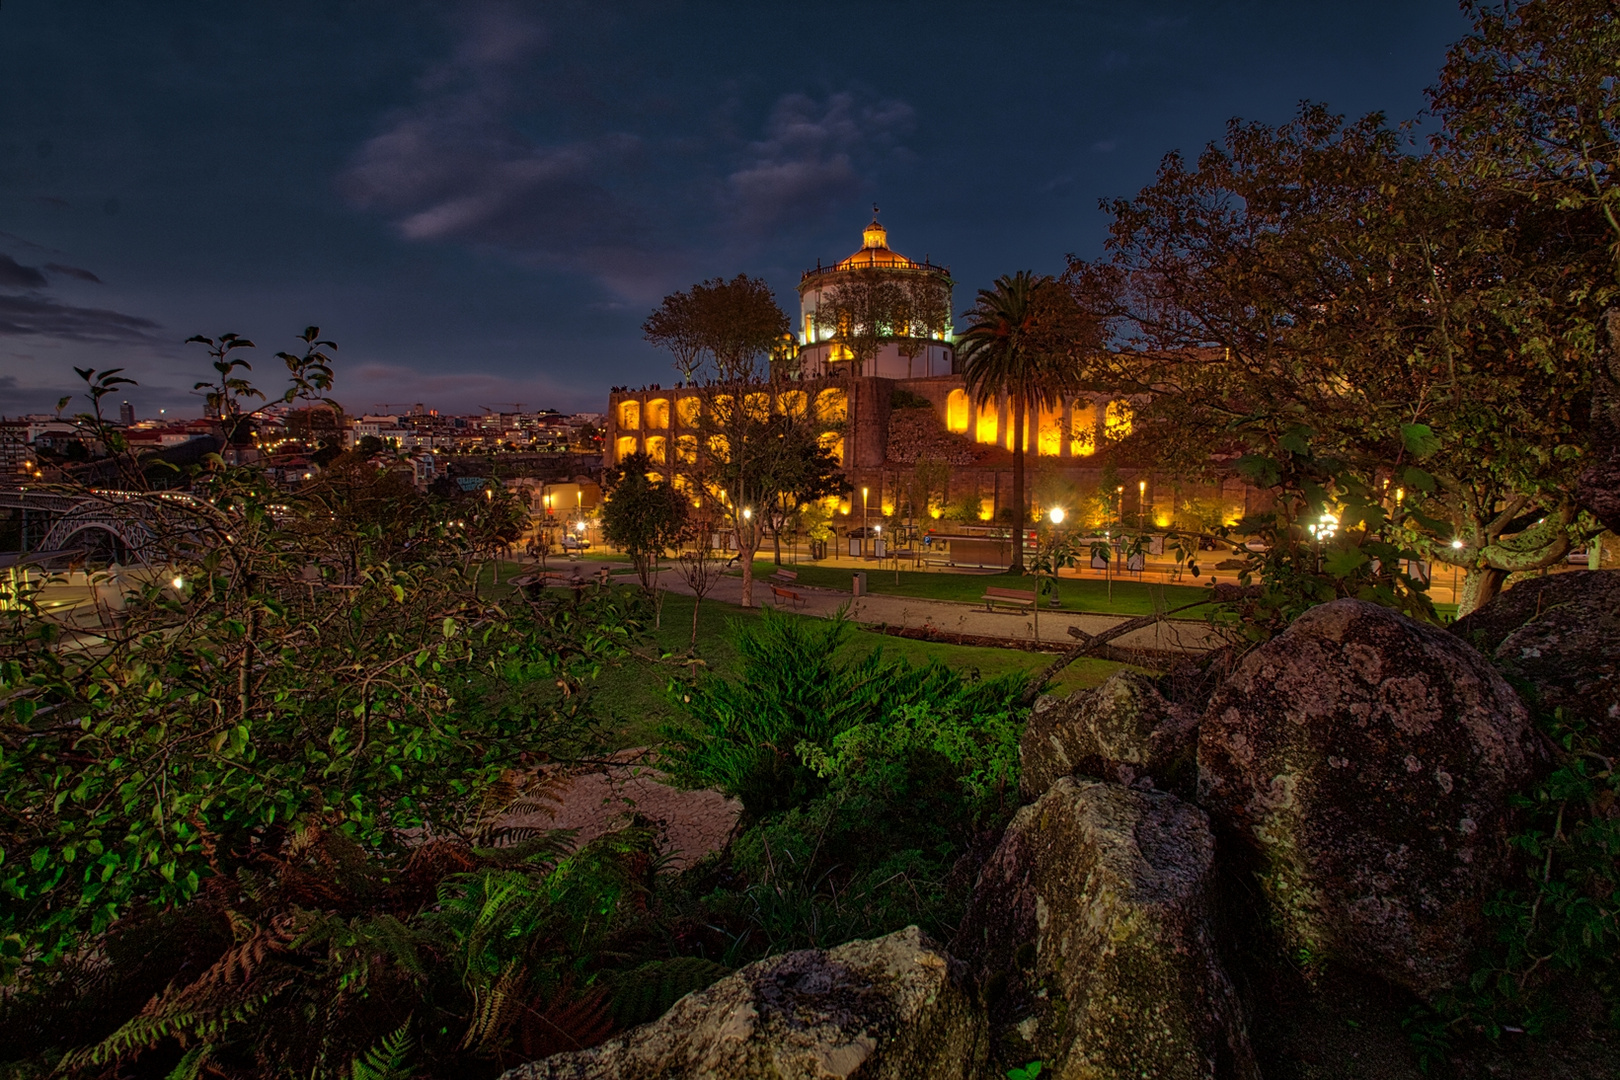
1049, 507, 1065, 525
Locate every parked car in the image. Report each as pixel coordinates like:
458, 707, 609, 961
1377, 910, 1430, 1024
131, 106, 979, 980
561, 534, 592, 552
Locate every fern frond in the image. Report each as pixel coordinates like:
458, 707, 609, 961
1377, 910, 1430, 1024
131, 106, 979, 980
461, 960, 529, 1052
349, 1019, 413, 1080
164, 1041, 214, 1080
606, 957, 730, 1027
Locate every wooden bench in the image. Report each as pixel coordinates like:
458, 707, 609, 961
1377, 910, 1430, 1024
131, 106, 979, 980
982, 586, 1038, 613
769, 568, 799, 586
771, 584, 807, 608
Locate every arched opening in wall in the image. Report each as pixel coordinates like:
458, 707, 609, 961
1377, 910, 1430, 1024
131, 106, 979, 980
707, 435, 730, 458
64, 525, 128, 567
675, 434, 697, 464
978, 497, 995, 521
1070, 401, 1097, 456
617, 400, 641, 430
1105, 400, 1134, 440
975, 398, 999, 444
815, 388, 847, 423
676, 397, 700, 427
818, 431, 844, 465
645, 398, 669, 429
744, 393, 770, 421
777, 389, 808, 417
1005, 407, 1030, 452
645, 435, 667, 464
946, 389, 970, 433
615, 435, 638, 461
1037, 401, 1063, 456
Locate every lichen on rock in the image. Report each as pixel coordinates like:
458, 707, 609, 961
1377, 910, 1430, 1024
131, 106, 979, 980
1198, 598, 1540, 997
955, 777, 1258, 1079
1020, 671, 1199, 800
499, 926, 985, 1080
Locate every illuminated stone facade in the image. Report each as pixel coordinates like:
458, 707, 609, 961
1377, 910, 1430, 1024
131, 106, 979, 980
603, 220, 1267, 529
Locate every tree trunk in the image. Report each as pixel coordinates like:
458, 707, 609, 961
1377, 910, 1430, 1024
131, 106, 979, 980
738, 520, 761, 607
1011, 392, 1027, 573
772, 519, 782, 566
690, 593, 702, 649
1457, 565, 1507, 616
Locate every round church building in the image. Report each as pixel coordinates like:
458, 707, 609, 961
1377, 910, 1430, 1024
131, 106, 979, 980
795, 215, 956, 380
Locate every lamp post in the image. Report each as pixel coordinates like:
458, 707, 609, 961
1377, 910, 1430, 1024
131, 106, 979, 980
862, 485, 869, 559
1137, 479, 1146, 532
1450, 537, 1464, 607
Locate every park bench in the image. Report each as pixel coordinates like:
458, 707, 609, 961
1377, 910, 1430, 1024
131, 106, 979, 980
982, 586, 1037, 613
769, 568, 798, 586
770, 584, 807, 608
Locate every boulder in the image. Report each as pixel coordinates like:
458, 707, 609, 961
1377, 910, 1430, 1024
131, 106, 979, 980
1452, 570, 1620, 742
1198, 598, 1540, 997
1020, 671, 1198, 800
955, 777, 1258, 1080
500, 926, 985, 1080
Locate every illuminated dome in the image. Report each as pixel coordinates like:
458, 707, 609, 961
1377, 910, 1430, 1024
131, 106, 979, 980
837, 218, 919, 270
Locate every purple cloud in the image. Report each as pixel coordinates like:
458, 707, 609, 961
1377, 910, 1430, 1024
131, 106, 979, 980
0, 293, 164, 344
726, 92, 915, 233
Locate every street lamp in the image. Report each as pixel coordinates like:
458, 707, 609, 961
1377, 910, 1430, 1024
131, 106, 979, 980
862, 486, 870, 558
1116, 485, 1125, 524
1049, 507, 1065, 525
1138, 479, 1146, 531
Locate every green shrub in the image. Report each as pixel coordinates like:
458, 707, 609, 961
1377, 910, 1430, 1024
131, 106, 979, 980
1405, 708, 1620, 1066
659, 608, 1023, 818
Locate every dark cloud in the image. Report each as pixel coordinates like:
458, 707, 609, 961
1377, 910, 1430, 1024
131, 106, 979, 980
0, 293, 164, 344
44, 263, 104, 284
339, 3, 664, 294
725, 92, 915, 235
0, 255, 48, 289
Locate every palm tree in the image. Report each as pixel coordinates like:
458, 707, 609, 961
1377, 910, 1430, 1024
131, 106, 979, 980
958, 271, 1076, 573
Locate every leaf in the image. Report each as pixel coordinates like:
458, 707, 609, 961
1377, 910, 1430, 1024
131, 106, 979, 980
1236, 454, 1282, 487
1278, 425, 1314, 455
1399, 423, 1441, 459
1401, 466, 1437, 494
1324, 547, 1371, 579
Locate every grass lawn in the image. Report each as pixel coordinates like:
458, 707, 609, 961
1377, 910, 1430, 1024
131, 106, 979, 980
737, 559, 1212, 617
589, 592, 1133, 749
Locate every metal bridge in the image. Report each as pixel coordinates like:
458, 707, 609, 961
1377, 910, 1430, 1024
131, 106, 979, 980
0, 488, 206, 564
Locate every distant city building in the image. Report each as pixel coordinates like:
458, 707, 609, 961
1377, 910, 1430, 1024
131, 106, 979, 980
118, 401, 135, 427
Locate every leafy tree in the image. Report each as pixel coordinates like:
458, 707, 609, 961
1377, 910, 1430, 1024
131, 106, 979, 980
1430, 0, 1620, 531
1072, 104, 1610, 611
957, 273, 1088, 573
187, 326, 337, 451
601, 451, 689, 591
810, 269, 953, 378
754, 412, 847, 566
643, 275, 792, 607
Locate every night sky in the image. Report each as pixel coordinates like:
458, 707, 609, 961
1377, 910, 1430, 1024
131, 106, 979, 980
0, 1, 1469, 418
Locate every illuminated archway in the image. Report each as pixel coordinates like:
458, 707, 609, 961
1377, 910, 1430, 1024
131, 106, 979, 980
617, 400, 641, 430
975, 398, 999, 444
1105, 400, 1134, 439
815, 388, 847, 423
946, 389, 970, 433
644, 435, 667, 463
1070, 400, 1097, 456
645, 398, 669, 429
676, 397, 700, 426
777, 389, 808, 417
615, 435, 638, 461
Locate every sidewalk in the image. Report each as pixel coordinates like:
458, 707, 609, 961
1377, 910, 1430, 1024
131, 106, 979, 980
628, 565, 1228, 655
